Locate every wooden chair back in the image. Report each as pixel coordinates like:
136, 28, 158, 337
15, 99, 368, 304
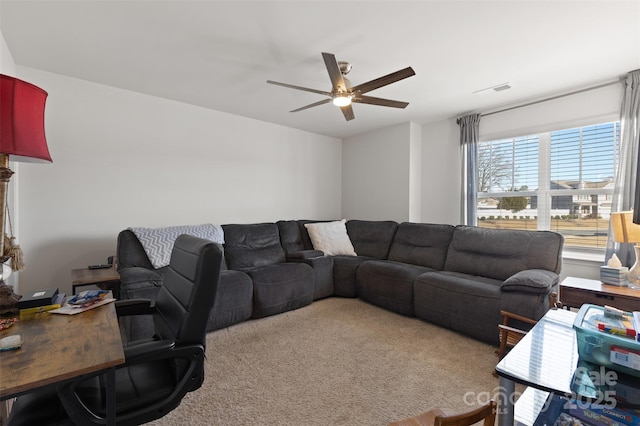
388, 400, 496, 426
434, 400, 496, 426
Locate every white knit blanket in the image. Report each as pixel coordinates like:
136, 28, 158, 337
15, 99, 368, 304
129, 223, 224, 269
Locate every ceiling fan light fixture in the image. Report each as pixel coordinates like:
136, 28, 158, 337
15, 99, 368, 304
267, 52, 415, 121
332, 94, 352, 107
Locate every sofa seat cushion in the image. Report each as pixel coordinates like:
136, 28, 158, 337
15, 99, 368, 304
209, 270, 254, 331
356, 260, 434, 317
332, 255, 375, 298
248, 263, 315, 318
414, 271, 503, 344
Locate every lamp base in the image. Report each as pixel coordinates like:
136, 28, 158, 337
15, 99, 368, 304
0, 281, 20, 315
628, 245, 640, 289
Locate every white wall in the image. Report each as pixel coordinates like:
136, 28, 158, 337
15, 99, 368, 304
15, 67, 342, 296
341, 118, 462, 227
0, 30, 16, 75
479, 83, 621, 141
342, 122, 416, 222
420, 119, 461, 224
408, 122, 422, 222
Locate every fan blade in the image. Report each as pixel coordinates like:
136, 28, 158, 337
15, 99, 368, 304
267, 80, 331, 96
290, 99, 331, 112
322, 52, 347, 92
353, 95, 409, 109
349, 67, 415, 95
340, 104, 355, 121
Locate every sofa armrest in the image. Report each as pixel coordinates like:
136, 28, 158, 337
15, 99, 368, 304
119, 267, 163, 296
286, 250, 325, 260
501, 269, 559, 294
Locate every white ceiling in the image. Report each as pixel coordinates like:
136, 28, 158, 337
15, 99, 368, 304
1, 0, 639, 139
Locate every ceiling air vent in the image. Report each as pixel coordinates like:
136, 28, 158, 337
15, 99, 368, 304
473, 82, 512, 95
492, 83, 511, 92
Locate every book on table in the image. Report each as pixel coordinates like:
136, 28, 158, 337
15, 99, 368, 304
16, 288, 59, 309
535, 393, 640, 426
19, 293, 66, 316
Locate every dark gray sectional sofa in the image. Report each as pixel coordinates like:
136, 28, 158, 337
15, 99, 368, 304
117, 220, 563, 345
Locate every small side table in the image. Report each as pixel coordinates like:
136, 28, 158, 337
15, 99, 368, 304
71, 266, 120, 299
559, 276, 640, 312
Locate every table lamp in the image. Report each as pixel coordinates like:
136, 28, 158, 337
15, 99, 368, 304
0, 74, 52, 312
611, 211, 640, 287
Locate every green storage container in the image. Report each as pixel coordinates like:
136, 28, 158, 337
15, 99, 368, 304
573, 304, 640, 378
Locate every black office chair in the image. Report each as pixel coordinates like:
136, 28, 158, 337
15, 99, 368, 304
7, 235, 223, 425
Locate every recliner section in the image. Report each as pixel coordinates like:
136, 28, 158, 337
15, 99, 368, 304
117, 220, 563, 345
333, 220, 399, 297
223, 223, 314, 319
356, 222, 455, 316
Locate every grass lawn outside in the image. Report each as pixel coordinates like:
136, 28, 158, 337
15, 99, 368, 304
477, 218, 610, 249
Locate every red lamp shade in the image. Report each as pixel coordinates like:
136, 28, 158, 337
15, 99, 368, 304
0, 74, 52, 163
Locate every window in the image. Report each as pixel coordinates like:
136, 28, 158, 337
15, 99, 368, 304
476, 122, 620, 251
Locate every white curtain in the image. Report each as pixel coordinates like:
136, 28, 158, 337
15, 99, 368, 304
606, 69, 640, 265
458, 113, 481, 225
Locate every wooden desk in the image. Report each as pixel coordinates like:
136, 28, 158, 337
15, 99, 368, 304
560, 276, 640, 312
0, 301, 125, 425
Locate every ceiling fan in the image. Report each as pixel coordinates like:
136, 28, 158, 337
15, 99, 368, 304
267, 52, 415, 121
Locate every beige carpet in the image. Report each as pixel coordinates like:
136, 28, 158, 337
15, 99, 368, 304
149, 298, 501, 425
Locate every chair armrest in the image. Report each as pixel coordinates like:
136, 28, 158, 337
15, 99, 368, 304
115, 298, 154, 317
499, 310, 538, 325
286, 250, 325, 260
498, 324, 530, 337
124, 339, 176, 362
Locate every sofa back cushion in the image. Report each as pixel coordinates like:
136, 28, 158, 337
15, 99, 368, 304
222, 223, 286, 270
277, 220, 329, 254
117, 229, 155, 270
346, 220, 399, 259
118, 227, 230, 271
443, 226, 564, 280
387, 222, 455, 269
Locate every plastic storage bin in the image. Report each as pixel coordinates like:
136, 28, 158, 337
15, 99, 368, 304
573, 304, 640, 378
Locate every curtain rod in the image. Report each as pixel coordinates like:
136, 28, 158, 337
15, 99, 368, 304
480, 79, 620, 118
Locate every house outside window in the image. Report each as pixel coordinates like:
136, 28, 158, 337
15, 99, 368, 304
476, 121, 620, 252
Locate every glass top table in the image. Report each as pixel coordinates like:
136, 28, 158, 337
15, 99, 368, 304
495, 308, 640, 426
